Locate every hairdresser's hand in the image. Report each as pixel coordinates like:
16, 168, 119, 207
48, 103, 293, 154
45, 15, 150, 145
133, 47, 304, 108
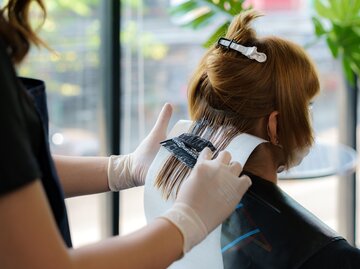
107, 103, 173, 191
161, 148, 252, 253
131, 103, 173, 185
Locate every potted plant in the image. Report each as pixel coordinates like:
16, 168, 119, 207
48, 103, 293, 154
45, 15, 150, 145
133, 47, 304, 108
312, 0, 360, 245
312, 0, 360, 88
312, 0, 360, 141
312, 0, 360, 149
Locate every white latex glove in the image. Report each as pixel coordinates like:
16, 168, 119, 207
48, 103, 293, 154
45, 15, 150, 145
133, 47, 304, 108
161, 148, 252, 253
107, 103, 173, 191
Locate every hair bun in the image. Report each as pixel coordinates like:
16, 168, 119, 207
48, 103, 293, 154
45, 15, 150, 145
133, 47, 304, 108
225, 10, 262, 46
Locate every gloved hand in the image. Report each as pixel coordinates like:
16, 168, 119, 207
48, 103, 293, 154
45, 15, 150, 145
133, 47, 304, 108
107, 103, 173, 191
160, 148, 252, 253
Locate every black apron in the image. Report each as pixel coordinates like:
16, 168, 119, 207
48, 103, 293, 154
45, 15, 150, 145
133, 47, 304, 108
21, 77, 72, 247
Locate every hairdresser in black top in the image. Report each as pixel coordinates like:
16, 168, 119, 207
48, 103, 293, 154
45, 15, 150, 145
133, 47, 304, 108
0, 1, 253, 268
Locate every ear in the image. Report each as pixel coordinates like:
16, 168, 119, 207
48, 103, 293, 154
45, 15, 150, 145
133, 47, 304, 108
267, 111, 279, 145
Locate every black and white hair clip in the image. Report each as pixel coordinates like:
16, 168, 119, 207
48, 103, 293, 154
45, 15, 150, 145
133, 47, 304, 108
217, 37, 267, 63
160, 133, 217, 168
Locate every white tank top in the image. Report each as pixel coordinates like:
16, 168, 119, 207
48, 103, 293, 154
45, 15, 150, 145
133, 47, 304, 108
144, 120, 267, 269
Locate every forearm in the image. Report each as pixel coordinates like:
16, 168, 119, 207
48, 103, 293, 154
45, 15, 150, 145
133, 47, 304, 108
53, 155, 110, 198
0, 180, 183, 269
71, 218, 183, 269
1, 148, 249, 269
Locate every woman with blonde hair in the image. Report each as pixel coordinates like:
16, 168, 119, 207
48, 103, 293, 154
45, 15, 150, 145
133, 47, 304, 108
0, 0, 253, 268
144, 10, 360, 269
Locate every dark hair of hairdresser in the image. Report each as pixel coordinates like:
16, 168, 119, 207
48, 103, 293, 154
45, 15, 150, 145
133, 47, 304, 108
155, 10, 320, 199
0, 0, 46, 64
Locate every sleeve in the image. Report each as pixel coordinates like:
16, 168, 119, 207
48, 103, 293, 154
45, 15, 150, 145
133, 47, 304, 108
301, 239, 360, 269
0, 41, 41, 195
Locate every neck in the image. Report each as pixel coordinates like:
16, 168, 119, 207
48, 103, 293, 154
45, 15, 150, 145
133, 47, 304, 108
244, 143, 284, 184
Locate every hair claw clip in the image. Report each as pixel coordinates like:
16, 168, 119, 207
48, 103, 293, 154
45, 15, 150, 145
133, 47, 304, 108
217, 37, 267, 63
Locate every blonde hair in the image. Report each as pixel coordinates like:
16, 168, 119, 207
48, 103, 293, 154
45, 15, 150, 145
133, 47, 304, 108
156, 10, 320, 199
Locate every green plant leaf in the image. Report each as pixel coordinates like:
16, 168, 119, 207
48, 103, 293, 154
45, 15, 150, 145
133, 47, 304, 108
183, 10, 216, 29
227, 0, 246, 16
341, 0, 351, 18
202, 21, 230, 48
312, 16, 327, 36
169, 0, 199, 16
342, 57, 356, 86
332, 23, 350, 41
349, 53, 360, 75
338, 0, 360, 21
168, 0, 248, 37
314, 0, 334, 20
331, 0, 346, 21
332, 24, 360, 53
351, 0, 360, 18
354, 26, 360, 35
342, 33, 360, 50
326, 36, 339, 57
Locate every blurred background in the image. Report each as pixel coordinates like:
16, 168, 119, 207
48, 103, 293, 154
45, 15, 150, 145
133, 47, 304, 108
18, 0, 360, 248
